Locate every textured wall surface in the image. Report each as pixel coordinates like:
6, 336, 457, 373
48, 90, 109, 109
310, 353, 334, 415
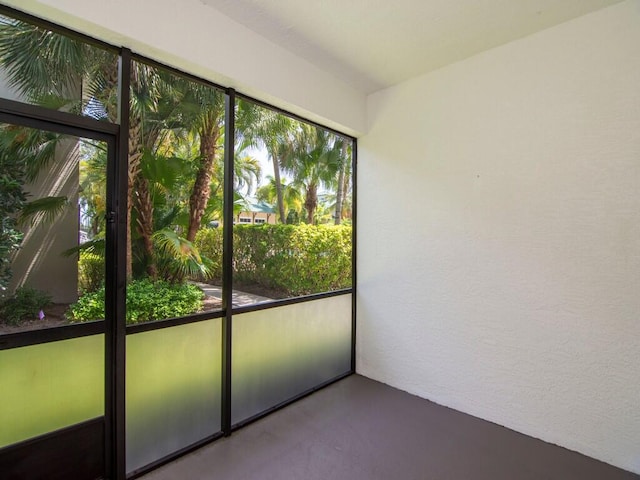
358, 1, 640, 474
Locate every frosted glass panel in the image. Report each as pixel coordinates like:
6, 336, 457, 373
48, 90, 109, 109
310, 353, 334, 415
126, 319, 222, 474
0, 335, 104, 447
232, 294, 352, 425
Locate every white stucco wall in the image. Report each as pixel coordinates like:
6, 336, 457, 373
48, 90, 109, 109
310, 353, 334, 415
358, 0, 640, 474
0, 70, 79, 303
2, 0, 366, 136
9, 138, 80, 304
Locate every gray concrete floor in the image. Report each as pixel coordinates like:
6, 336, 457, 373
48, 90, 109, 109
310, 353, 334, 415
141, 375, 638, 480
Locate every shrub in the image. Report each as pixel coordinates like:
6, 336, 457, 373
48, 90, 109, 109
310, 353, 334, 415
256, 224, 352, 296
68, 279, 203, 324
78, 251, 104, 293
0, 224, 22, 301
68, 287, 104, 322
0, 286, 51, 326
195, 224, 352, 297
193, 227, 223, 282
0, 158, 26, 299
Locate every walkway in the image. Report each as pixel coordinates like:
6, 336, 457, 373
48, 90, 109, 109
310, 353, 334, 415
192, 282, 272, 307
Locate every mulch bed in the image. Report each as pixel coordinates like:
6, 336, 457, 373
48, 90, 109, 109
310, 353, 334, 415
0, 296, 225, 334
231, 282, 287, 300
0, 281, 290, 334
0, 303, 69, 334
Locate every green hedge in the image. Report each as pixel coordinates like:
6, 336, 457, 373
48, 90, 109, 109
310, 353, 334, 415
195, 224, 352, 297
68, 279, 203, 324
193, 227, 223, 281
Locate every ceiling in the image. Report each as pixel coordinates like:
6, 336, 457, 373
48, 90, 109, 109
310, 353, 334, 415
200, 0, 623, 94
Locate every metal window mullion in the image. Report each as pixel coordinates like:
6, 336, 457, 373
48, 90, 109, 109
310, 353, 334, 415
104, 47, 131, 480
221, 87, 236, 436
351, 140, 358, 374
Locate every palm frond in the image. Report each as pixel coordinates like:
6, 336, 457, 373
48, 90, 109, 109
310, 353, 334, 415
62, 237, 105, 258
153, 228, 209, 278
0, 18, 85, 101
0, 125, 62, 182
19, 196, 68, 226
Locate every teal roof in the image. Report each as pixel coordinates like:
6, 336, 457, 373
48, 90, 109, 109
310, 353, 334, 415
244, 200, 275, 214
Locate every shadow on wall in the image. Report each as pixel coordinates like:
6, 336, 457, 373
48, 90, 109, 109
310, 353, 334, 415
10, 138, 80, 304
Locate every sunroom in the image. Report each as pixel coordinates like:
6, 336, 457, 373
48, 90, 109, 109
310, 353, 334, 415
0, 1, 638, 479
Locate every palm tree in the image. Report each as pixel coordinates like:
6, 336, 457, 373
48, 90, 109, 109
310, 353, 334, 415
0, 17, 262, 283
118, 60, 186, 279
0, 15, 119, 119
334, 139, 352, 225
281, 124, 342, 225
0, 17, 158, 279
118, 62, 223, 276
237, 100, 295, 224
0, 20, 210, 279
147, 76, 258, 241
173, 82, 226, 242
0, 16, 117, 232
256, 175, 303, 223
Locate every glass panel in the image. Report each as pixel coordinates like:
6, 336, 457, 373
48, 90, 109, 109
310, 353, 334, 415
0, 123, 106, 333
125, 59, 225, 324
226, 99, 353, 307
0, 335, 104, 447
126, 319, 222, 474
0, 14, 119, 121
232, 294, 352, 425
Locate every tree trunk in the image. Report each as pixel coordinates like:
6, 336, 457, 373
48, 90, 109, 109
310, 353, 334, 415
335, 142, 347, 225
272, 155, 286, 223
187, 124, 220, 242
132, 108, 163, 278
134, 128, 162, 277
135, 174, 156, 278
126, 116, 143, 279
98, 61, 120, 123
305, 183, 317, 225
341, 169, 350, 220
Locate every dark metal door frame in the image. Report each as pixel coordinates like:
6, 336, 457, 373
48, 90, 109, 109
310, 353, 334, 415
0, 98, 124, 480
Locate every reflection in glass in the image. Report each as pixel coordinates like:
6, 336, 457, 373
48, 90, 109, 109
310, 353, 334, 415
0, 123, 106, 332
232, 294, 352, 425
